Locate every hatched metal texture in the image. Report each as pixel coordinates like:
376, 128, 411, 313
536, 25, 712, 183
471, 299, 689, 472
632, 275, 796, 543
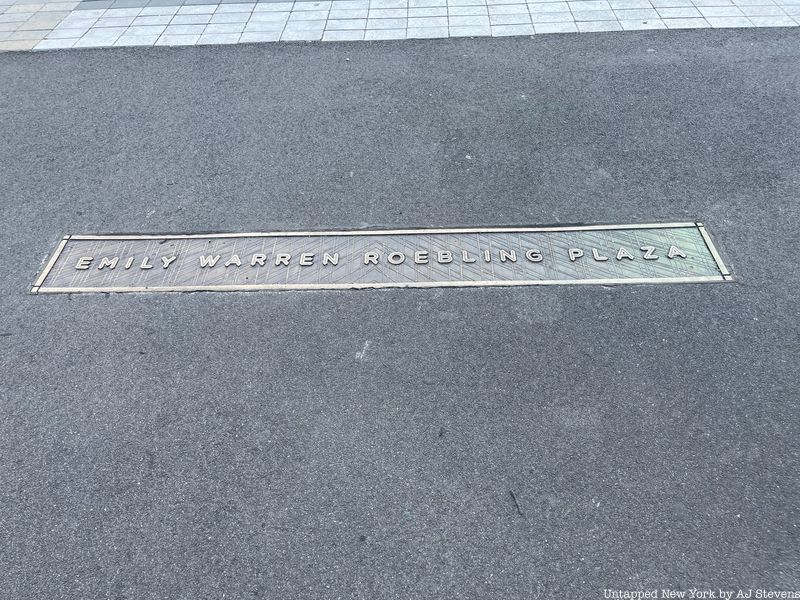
32, 223, 732, 293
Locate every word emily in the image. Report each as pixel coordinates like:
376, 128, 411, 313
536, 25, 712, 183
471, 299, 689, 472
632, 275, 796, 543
72, 245, 688, 271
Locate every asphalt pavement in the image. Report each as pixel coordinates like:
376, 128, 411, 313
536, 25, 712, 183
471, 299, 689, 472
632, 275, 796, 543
1, 30, 799, 599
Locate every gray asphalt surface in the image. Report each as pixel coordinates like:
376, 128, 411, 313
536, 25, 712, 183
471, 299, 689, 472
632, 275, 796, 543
1, 29, 799, 600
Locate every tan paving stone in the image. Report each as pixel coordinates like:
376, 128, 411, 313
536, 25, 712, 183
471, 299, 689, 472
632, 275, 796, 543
6, 26, 47, 37
30, 8, 68, 17
4, 3, 44, 12
17, 13, 69, 28
38, 1, 78, 10
0, 37, 37, 48
0, 11, 34, 20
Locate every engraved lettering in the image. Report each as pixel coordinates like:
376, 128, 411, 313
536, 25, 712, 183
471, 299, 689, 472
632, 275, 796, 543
98, 257, 118, 270
592, 249, 609, 261
224, 254, 242, 267
668, 246, 687, 259
640, 246, 658, 260
525, 249, 543, 262
75, 256, 93, 270
499, 249, 517, 263
616, 247, 634, 261
36, 225, 729, 293
161, 256, 177, 269
569, 248, 584, 262
199, 255, 220, 268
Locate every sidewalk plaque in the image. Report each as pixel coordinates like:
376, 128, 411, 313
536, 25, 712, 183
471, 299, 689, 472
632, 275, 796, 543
31, 222, 732, 294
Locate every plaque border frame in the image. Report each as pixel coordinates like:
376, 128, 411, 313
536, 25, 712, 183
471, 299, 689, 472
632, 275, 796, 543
31, 222, 733, 294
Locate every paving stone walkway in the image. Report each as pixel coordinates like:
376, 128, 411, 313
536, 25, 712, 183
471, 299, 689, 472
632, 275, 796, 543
0, 0, 797, 51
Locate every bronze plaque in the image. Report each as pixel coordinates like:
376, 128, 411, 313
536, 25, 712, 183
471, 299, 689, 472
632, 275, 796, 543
31, 223, 732, 294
